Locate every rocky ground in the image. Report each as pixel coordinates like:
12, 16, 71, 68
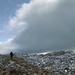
0, 54, 57, 75
0, 51, 75, 75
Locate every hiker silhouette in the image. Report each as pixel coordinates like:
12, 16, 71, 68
10, 52, 13, 60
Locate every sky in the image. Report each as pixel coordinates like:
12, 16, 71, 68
0, 0, 30, 41
0, 0, 75, 54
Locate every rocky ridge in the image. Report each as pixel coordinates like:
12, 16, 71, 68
0, 51, 75, 75
0, 54, 56, 75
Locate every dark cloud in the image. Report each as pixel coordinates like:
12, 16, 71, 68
10, 0, 75, 53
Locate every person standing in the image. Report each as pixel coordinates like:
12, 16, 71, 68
10, 52, 13, 60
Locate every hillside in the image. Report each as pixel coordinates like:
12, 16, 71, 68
0, 51, 75, 75
0, 54, 57, 75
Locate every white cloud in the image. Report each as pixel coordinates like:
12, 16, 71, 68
9, 0, 58, 34
7, 0, 75, 53
0, 38, 17, 54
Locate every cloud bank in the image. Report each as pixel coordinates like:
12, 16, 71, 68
0, 38, 16, 54
1, 0, 75, 54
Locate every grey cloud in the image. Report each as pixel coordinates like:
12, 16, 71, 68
12, 0, 75, 53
